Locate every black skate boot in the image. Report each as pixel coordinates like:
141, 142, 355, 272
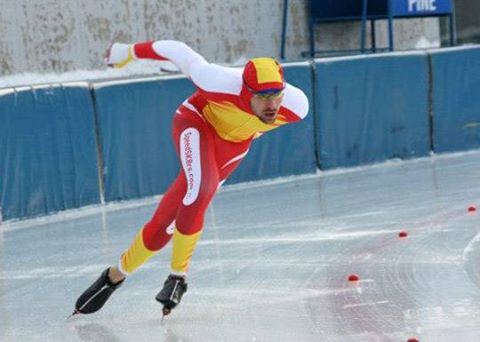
155, 275, 188, 316
72, 268, 125, 316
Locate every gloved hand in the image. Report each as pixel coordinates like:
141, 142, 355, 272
104, 43, 134, 68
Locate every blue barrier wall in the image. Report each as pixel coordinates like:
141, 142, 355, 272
314, 53, 431, 169
430, 47, 480, 153
2, 48, 480, 222
227, 63, 317, 184
93, 77, 194, 202
0, 84, 100, 220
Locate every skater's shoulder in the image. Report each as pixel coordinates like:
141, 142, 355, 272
281, 83, 309, 119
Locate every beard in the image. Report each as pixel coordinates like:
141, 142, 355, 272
258, 110, 277, 124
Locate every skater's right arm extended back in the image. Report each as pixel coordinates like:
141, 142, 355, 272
104, 40, 240, 93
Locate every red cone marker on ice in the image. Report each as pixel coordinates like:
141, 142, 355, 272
407, 338, 419, 342
398, 231, 408, 238
468, 206, 476, 213
348, 274, 359, 282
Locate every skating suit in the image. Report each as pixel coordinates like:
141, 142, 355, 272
117, 41, 309, 276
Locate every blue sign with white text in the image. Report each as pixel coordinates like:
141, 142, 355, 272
392, 0, 452, 16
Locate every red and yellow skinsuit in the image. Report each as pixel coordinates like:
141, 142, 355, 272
108, 40, 309, 277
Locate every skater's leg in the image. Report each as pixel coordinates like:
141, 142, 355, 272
116, 118, 251, 277
143, 173, 187, 250
168, 123, 252, 275
170, 122, 219, 276
156, 118, 218, 313
118, 174, 187, 275
73, 173, 187, 315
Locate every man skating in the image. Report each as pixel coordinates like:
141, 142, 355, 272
74, 40, 309, 317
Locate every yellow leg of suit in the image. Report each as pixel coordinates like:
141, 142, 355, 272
171, 229, 203, 275
119, 228, 157, 275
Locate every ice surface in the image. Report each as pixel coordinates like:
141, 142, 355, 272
1, 151, 480, 342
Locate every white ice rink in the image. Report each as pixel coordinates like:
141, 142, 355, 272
1, 151, 480, 342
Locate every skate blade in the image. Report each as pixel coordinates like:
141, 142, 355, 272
66, 310, 80, 320
162, 307, 171, 320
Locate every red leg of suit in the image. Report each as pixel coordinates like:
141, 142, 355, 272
142, 174, 186, 251
140, 106, 251, 254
